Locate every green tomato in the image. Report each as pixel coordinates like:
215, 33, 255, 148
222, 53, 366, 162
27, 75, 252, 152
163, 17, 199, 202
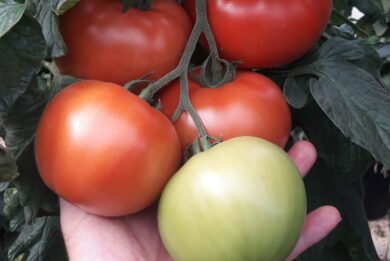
158, 136, 306, 261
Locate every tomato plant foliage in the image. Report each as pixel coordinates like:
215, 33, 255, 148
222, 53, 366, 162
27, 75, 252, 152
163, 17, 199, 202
0, 0, 389, 260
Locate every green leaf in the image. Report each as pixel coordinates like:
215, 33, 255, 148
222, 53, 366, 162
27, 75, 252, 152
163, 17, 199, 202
0, 182, 9, 192
0, 0, 26, 38
295, 100, 378, 260
8, 216, 62, 261
354, 0, 383, 16
51, 0, 79, 15
121, 0, 152, 12
283, 76, 310, 109
315, 37, 366, 61
0, 145, 18, 182
9, 206, 25, 232
0, 15, 46, 119
374, 42, 390, 59
27, 0, 67, 58
12, 141, 58, 223
3, 77, 48, 157
340, 182, 380, 261
304, 59, 390, 169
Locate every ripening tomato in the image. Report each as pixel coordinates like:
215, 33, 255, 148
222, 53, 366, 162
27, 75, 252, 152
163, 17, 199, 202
35, 80, 181, 217
159, 71, 291, 151
185, 0, 332, 68
55, 0, 192, 85
158, 136, 307, 261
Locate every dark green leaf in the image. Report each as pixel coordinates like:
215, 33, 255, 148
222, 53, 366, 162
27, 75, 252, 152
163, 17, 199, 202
8, 216, 61, 261
3, 77, 48, 157
294, 100, 378, 260
0, 15, 46, 119
327, 25, 356, 40
122, 0, 152, 12
354, 0, 383, 16
374, 42, 390, 59
306, 59, 390, 169
283, 76, 310, 109
0, 0, 26, 38
315, 37, 366, 61
9, 206, 25, 232
51, 0, 79, 15
0, 145, 17, 182
0, 182, 9, 192
340, 182, 380, 260
27, 1, 67, 58
12, 141, 58, 223
294, 100, 375, 182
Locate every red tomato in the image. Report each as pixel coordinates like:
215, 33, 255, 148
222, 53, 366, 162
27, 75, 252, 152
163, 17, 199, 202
185, 0, 332, 68
55, 0, 192, 85
35, 80, 181, 217
160, 71, 291, 151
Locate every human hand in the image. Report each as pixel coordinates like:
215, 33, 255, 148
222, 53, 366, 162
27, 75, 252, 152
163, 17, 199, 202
60, 141, 341, 261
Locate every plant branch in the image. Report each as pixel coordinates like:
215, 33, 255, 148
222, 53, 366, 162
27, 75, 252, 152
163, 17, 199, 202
139, 0, 222, 151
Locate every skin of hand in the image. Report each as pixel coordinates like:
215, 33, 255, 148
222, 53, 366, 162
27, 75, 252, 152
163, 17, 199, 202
60, 141, 341, 261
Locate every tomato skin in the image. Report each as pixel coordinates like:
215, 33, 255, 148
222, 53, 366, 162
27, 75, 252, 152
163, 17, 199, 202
55, 0, 192, 85
185, 0, 332, 68
158, 136, 307, 261
160, 71, 291, 150
35, 80, 181, 217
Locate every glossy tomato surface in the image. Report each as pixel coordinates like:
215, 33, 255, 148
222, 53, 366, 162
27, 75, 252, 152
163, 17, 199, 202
158, 136, 307, 261
185, 0, 332, 68
35, 80, 181, 217
56, 0, 191, 85
160, 71, 291, 150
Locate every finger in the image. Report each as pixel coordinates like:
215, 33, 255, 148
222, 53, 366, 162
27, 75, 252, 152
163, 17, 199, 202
286, 206, 341, 261
288, 140, 317, 178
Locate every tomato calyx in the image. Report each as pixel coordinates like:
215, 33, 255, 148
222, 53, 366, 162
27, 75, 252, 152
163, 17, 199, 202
184, 136, 222, 161
124, 72, 153, 92
190, 54, 239, 88
121, 0, 153, 12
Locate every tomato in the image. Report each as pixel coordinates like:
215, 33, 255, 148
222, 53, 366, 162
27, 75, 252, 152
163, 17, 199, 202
160, 71, 291, 151
34, 80, 181, 217
185, 0, 332, 68
158, 136, 307, 261
55, 0, 192, 85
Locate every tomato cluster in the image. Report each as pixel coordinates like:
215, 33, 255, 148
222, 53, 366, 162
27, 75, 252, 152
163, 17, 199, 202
35, 0, 331, 260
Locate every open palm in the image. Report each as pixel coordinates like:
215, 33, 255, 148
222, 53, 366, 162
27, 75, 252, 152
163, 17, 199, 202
60, 141, 341, 261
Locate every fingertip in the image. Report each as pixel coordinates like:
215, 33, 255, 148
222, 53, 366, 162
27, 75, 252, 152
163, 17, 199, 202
288, 140, 317, 177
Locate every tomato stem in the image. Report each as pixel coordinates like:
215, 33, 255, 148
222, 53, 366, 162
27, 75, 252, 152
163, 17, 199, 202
139, 0, 225, 151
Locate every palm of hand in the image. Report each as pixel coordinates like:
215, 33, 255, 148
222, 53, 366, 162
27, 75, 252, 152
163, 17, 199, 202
60, 141, 341, 261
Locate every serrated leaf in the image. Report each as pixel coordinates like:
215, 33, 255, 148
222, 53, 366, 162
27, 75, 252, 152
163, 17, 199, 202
0, 145, 17, 182
8, 216, 61, 261
0, 16, 46, 120
27, 0, 67, 58
0, 0, 26, 38
51, 0, 79, 15
306, 59, 390, 169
